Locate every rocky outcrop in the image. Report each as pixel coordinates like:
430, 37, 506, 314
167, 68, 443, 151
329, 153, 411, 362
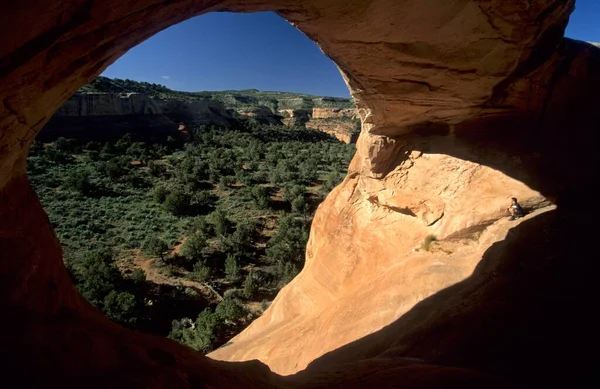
304, 118, 359, 143
311, 108, 357, 119
209, 137, 549, 373
278, 108, 359, 142
157, 98, 237, 128
238, 106, 283, 125
39, 92, 240, 141
57, 92, 162, 116
1, 1, 599, 389
39, 92, 179, 141
278, 109, 311, 126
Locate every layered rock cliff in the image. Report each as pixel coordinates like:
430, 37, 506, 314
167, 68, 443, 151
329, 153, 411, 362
1, 1, 599, 389
38, 92, 178, 141
279, 108, 360, 142
41, 83, 357, 142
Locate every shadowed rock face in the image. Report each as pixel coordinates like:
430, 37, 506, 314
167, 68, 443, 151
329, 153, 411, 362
1, 1, 599, 388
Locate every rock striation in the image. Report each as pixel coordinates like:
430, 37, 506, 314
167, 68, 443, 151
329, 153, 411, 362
1, 1, 599, 388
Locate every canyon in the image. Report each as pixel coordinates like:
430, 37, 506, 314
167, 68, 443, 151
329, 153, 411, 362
40, 82, 360, 143
1, 1, 599, 388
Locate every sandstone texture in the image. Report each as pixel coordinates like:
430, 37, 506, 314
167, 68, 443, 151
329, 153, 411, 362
311, 108, 357, 120
238, 106, 283, 125
1, 1, 599, 388
304, 118, 358, 143
279, 108, 360, 143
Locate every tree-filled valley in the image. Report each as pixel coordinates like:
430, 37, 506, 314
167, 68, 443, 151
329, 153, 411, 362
27, 121, 354, 353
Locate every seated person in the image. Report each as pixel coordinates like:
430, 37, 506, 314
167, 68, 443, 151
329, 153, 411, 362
507, 197, 524, 220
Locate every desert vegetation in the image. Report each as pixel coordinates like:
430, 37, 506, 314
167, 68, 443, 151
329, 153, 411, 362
27, 122, 354, 352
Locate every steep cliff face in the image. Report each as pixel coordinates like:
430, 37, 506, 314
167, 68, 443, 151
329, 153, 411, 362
1, 1, 599, 389
238, 106, 283, 125
39, 92, 178, 141
278, 108, 360, 143
209, 138, 550, 373
156, 98, 237, 127
57, 92, 163, 116
306, 108, 359, 143
39, 92, 241, 141
311, 108, 356, 119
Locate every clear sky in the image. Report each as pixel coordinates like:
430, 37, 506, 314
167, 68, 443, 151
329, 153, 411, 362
102, 2, 599, 97
565, 0, 600, 43
101, 12, 351, 97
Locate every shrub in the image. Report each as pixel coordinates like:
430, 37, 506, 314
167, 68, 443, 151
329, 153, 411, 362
223, 288, 244, 300
251, 186, 270, 209
152, 185, 169, 203
64, 170, 93, 195
103, 290, 140, 327
291, 195, 308, 214
143, 236, 169, 259
207, 209, 229, 236
260, 299, 271, 312
164, 189, 192, 216
148, 160, 165, 177
215, 298, 245, 322
219, 175, 236, 188
421, 234, 437, 251
181, 233, 206, 262
104, 159, 126, 179
224, 254, 240, 281
192, 261, 211, 282
243, 271, 258, 299
54, 137, 75, 152
130, 268, 146, 285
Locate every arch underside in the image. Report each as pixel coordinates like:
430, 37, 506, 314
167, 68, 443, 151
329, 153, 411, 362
1, 0, 599, 387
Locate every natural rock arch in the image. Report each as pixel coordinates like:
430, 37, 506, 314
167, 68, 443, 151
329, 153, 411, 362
1, 1, 599, 388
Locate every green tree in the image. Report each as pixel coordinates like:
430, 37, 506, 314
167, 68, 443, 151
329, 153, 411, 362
72, 250, 122, 306
164, 189, 192, 216
207, 209, 229, 236
152, 185, 169, 203
215, 298, 245, 322
130, 268, 146, 285
103, 290, 140, 327
224, 254, 240, 281
64, 170, 93, 195
291, 195, 308, 214
251, 186, 269, 209
243, 271, 258, 299
192, 261, 211, 282
104, 159, 126, 179
181, 233, 206, 262
54, 137, 75, 152
144, 236, 169, 260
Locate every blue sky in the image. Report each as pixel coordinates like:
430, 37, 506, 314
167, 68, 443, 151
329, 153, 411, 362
102, 12, 351, 97
565, 0, 600, 42
102, 2, 599, 97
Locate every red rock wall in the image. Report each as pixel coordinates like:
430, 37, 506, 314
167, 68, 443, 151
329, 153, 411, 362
2, 1, 599, 388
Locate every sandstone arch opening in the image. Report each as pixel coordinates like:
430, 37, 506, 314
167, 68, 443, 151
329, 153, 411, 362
2, 1, 599, 388
25, 10, 358, 354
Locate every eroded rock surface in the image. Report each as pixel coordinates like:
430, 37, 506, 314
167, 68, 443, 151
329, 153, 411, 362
1, 0, 599, 388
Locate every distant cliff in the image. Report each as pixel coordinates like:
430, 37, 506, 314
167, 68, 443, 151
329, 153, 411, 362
40, 77, 359, 143
279, 108, 360, 143
39, 92, 179, 142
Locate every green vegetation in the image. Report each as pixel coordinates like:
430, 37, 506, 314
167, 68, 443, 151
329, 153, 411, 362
27, 121, 354, 352
421, 234, 438, 251
79, 76, 354, 110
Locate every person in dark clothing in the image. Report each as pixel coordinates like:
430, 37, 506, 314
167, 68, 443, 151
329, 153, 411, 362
507, 197, 524, 220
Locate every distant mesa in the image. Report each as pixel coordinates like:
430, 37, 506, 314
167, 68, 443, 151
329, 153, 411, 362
41, 77, 360, 143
